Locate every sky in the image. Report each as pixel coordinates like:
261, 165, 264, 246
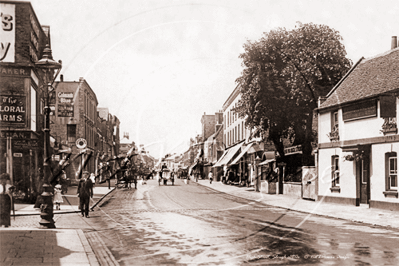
28, 0, 399, 159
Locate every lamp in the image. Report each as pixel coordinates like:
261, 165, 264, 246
35, 44, 62, 228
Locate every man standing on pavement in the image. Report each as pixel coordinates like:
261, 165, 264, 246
77, 171, 93, 218
209, 171, 213, 184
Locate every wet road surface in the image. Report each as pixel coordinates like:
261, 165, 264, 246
82, 179, 399, 265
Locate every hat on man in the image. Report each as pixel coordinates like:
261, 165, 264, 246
83, 171, 90, 175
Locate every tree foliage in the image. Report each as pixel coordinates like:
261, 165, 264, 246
236, 22, 352, 165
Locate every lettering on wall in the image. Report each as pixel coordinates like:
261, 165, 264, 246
0, 95, 26, 125
29, 14, 40, 63
57, 92, 74, 117
0, 4, 15, 62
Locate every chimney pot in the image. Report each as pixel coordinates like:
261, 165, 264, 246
60, 74, 63, 82
391, 36, 398, 49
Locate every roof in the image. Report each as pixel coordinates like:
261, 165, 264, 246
320, 47, 399, 110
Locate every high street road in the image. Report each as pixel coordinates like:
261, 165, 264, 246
74, 178, 399, 265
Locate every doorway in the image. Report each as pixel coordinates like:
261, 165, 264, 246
356, 148, 370, 205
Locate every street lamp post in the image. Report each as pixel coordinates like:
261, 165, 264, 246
35, 44, 62, 228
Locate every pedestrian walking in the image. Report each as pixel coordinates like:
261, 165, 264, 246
53, 184, 63, 210
77, 171, 93, 218
89, 173, 96, 185
60, 170, 69, 194
209, 171, 213, 184
171, 171, 175, 186
0, 173, 14, 228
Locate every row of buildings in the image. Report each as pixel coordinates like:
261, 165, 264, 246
0, 1, 123, 202
166, 36, 399, 211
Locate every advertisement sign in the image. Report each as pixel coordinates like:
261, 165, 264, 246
0, 3, 15, 62
0, 95, 26, 126
57, 104, 74, 117
57, 92, 74, 117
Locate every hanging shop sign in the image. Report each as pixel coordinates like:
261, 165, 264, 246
0, 95, 26, 126
76, 138, 87, 149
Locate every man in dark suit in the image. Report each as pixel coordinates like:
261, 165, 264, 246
77, 171, 93, 218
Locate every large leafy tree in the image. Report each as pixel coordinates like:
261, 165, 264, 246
236, 22, 352, 165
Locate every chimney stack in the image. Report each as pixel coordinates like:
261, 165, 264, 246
391, 36, 398, 49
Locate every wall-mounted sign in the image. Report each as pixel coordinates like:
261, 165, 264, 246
0, 4, 15, 62
0, 66, 30, 76
0, 131, 30, 139
0, 95, 26, 125
343, 99, 377, 122
13, 153, 22, 157
58, 104, 74, 117
57, 92, 74, 117
13, 139, 39, 147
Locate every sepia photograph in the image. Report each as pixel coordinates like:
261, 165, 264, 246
1, 0, 399, 265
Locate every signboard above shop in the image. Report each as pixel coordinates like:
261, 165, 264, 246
0, 95, 26, 127
342, 99, 377, 122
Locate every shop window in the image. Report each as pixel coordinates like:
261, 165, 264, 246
331, 155, 339, 187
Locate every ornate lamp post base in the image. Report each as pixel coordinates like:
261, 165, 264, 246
39, 184, 55, 228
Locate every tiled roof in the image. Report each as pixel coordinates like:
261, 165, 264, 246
320, 47, 399, 110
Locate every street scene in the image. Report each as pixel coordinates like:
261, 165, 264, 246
1, 0, 399, 265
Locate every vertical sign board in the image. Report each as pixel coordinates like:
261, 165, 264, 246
57, 92, 74, 117
0, 3, 15, 62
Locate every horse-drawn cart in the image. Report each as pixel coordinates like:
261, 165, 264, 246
158, 168, 174, 185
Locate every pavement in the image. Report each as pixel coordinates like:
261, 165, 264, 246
195, 179, 399, 230
2, 178, 399, 266
0, 179, 117, 266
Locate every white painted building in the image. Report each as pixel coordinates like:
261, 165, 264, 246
223, 85, 251, 148
317, 37, 399, 210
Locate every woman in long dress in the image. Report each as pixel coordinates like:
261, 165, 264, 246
53, 184, 63, 210
0, 173, 14, 227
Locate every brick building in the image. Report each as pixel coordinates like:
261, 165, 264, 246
51, 77, 98, 179
0, 1, 57, 201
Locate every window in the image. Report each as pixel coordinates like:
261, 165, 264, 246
67, 124, 76, 143
238, 124, 240, 141
361, 159, 368, 184
388, 154, 397, 190
30, 87, 36, 131
331, 155, 339, 187
332, 111, 338, 131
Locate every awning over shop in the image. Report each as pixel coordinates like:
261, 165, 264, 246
213, 142, 244, 167
259, 159, 275, 166
247, 143, 261, 154
259, 150, 276, 165
189, 162, 198, 173
230, 143, 255, 165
